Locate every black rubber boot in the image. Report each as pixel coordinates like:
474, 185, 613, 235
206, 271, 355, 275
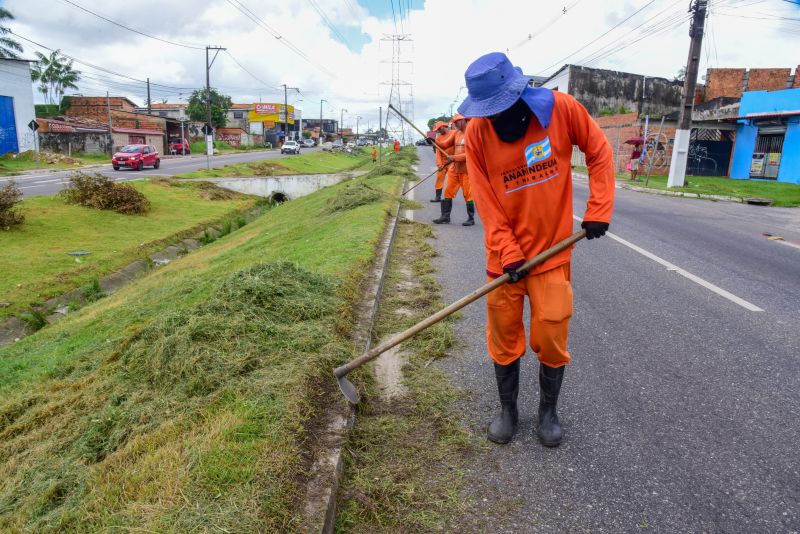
462, 201, 475, 226
537, 363, 565, 447
432, 198, 452, 224
487, 359, 520, 444
430, 188, 443, 203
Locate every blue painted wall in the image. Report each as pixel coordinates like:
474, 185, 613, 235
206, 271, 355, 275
730, 88, 800, 184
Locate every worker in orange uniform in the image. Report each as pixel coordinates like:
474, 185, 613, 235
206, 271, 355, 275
459, 52, 614, 446
372, 145, 377, 163
393, 139, 401, 154
430, 121, 453, 203
432, 114, 475, 226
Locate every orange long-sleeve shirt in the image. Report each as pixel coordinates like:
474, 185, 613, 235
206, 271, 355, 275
435, 129, 456, 166
465, 91, 614, 277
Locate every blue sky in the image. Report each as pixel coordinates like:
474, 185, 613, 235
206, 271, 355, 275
330, 0, 426, 53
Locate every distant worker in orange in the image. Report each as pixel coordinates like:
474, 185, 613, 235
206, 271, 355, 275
372, 145, 377, 163
433, 114, 475, 226
393, 139, 401, 154
430, 121, 453, 203
460, 52, 614, 446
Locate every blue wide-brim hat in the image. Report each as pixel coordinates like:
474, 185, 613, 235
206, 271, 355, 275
458, 52, 554, 128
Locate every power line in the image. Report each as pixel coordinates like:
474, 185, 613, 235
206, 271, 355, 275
535, 0, 658, 75
225, 0, 336, 77
12, 31, 196, 90
510, 0, 584, 52
308, 0, 352, 48
223, 50, 279, 89
60, 0, 205, 49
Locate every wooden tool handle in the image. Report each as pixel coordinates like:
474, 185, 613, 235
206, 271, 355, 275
333, 229, 586, 378
388, 104, 451, 158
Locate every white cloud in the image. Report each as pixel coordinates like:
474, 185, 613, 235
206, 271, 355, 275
6, 0, 799, 136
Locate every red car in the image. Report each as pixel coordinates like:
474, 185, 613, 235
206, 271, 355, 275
112, 144, 160, 171
169, 137, 191, 155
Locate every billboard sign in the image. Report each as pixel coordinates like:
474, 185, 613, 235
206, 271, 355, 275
249, 103, 295, 124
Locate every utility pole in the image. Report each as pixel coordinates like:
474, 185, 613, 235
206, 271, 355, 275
106, 91, 113, 155
281, 84, 299, 141
206, 45, 225, 170
379, 106, 383, 164
340, 108, 347, 138
667, 0, 707, 188
319, 99, 327, 145
146, 77, 151, 114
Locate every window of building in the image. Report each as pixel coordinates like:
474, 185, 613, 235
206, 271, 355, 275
158, 111, 167, 117
233, 111, 243, 119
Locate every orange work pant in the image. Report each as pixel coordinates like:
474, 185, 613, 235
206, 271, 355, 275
486, 263, 573, 367
444, 171, 472, 202
435, 167, 447, 190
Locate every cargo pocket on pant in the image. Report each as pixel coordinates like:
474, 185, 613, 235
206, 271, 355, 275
541, 281, 573, 323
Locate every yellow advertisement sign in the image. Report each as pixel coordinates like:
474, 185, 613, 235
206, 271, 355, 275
249, 103, 295, 125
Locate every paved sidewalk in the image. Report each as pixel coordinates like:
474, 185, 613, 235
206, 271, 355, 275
414, 147, 800, 533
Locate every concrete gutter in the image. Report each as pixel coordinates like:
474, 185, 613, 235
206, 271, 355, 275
298, 169, 413, 533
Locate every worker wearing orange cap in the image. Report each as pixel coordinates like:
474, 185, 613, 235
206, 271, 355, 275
433, 114, 475, 226
431, 121, 454, 203
460, 53, 614, 446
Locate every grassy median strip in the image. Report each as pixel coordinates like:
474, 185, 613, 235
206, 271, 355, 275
176, 149, 372, 179
336, 219, 475, 532
0, 154, 412, 531
0, 152, 109, 176
0, 180, 256, 322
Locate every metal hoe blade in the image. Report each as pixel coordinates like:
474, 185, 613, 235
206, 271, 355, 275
336, 375, 360, 405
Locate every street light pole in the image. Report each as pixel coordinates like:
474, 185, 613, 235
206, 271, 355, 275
205, 45, 225, 170
340, 108, 347, 138
281, 84, 299, 142
356, 116, 362, 143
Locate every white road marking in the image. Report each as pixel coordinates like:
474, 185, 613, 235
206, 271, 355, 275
573, 215, 764, 312
774, 239, 800, 251
33, 178, 63, 184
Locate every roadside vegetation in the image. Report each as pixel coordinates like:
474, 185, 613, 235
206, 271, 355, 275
0, 151, 413, 531
0, 151, 108, 176
0, 179, 25, 229
574, 165, 800, 208
176, 148, 373, 179
336, 218, 476, 532
620, 174, 800, 207
60, 172, 151, 214
0, 179, 255, 322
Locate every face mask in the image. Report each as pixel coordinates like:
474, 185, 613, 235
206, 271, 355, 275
490, 98, 531, 143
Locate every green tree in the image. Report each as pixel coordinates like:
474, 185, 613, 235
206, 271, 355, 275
675, 67, 686, 82
187, 88, 232, 128
30, 50, 81, 104
0, 8, 23, 59
427, 115, 451, 130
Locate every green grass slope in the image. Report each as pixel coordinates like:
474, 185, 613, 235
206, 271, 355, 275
0, 150, 416, 532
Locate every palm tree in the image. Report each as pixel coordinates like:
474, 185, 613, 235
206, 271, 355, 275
0, 8, 24, 59
31, 50, 81, 105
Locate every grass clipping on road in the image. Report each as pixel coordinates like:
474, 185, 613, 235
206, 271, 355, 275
336, 219, 474, 532
0, 154, 411, 531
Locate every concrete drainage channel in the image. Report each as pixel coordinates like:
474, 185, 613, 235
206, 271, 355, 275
0, 172, 359, 348
298, 167, 417, 533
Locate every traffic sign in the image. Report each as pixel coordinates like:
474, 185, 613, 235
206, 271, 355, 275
202, 123, 214, 135
28, 120, 39, 132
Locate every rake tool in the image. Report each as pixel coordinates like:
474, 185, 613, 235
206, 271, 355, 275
333, 229, 587, 404
401, 162, 451, 196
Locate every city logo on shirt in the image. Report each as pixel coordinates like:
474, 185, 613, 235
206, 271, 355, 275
524, 136, 552, 167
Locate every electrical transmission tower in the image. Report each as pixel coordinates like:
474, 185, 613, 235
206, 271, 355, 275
381, 33, 414, 145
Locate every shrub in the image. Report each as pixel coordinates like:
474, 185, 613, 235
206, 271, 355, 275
0, 180, 25, 229
60, 172, 150, 214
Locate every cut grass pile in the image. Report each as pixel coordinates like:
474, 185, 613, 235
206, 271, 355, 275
0, 159, 409, 531
326, 182, 385, 213
623, 175, 800, 207
336, 219, 473, 532
0, 179, 255, 322
175, 149, 371, 179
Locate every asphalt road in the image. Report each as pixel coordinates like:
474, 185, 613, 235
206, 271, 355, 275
412, 146, 800, 533
1, 147, 321, 198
